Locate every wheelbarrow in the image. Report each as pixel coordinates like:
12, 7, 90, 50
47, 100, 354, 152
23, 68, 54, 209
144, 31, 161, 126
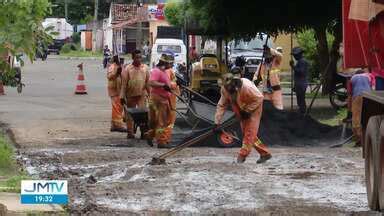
123, 106, 149, 141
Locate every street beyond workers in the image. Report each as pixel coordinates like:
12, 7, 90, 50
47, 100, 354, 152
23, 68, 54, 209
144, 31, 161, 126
105, 47, 306, 164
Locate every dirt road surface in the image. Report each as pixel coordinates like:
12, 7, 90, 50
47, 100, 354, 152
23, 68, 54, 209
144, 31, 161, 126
0, 58, 378, 215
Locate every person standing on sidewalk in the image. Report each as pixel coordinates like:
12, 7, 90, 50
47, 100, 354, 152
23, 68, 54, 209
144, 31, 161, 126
290, 47, 309, 114
107, 55, 127, 133
146, 54, 173, 148
120, 49, 150, 138
215, 67, 272, 164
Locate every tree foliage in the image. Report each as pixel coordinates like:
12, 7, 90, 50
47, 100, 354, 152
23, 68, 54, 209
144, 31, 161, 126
0, 0, 52, 85
165, 0, 343, 93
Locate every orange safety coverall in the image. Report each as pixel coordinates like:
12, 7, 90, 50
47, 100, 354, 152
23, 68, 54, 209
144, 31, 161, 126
107, 63, 124, 129
254, 49, 283, 110
166, 68, 180, 127
147, 67, 173, 146
120, 64, 150, 135
351, 72, 374, 143
215, 78, 271, 158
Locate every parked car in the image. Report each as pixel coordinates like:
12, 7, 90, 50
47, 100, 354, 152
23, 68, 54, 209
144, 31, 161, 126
228, 35, 274, 80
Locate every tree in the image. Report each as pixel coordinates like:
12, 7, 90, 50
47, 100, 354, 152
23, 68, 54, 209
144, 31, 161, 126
165, 0, 343, 93
0, 0, 52, 85
48, 0, 140, 24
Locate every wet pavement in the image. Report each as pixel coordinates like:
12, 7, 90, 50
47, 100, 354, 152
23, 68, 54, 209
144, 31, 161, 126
0, 58, 378, 215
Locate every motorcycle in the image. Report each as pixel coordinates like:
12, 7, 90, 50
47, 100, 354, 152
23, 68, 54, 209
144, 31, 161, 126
103, 53, 111, 69
329, 72, 353, 110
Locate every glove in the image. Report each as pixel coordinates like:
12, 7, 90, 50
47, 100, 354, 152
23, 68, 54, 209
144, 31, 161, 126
163, 85, 171, 92
120, 98, 126, 105
213, 124, 222, 133
254, 78, 262, 86
240, 110, 251, 120
289, 60, 295, 68
176, 78, 183, 86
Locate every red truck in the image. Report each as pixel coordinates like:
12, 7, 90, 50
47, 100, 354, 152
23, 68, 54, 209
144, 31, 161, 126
343, 0, 384, 210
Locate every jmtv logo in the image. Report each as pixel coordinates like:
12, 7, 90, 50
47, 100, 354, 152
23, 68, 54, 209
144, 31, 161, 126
22, 180, 67, 194
23, 181, 66, 193
21, 180, 68, 204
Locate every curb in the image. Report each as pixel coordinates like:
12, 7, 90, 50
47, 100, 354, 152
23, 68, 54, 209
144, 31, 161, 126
0, 203, 6, 216
48, 56, 103, 60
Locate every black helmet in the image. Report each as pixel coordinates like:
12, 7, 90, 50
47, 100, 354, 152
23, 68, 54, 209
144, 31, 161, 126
291, 47, 304, 55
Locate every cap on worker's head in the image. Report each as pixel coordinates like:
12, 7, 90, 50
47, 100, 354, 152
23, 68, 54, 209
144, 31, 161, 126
167, 53, 175, 63
291, 47, 304, 55
276, 46, 283, 53
219, 72, 241, 86
159, 53, 173, 63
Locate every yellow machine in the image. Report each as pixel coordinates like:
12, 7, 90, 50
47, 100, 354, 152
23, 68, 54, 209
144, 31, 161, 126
190, 54, 228, 95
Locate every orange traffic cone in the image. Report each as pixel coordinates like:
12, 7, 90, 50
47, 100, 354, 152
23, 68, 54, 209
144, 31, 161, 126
75, 63, 87, 95
0, 81, 5, 96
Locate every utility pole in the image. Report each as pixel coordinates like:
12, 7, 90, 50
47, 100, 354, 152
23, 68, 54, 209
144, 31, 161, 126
64, 0, 68, 21
136, 0, 143, 51
92, 0, 99, 52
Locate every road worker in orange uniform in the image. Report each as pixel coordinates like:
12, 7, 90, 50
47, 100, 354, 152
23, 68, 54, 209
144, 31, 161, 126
165, 54, 180, 128
146, 54, 173, 148
215, 67, 272, 163
120, 49, 150, 138
254, 46, 283, 110
107, 55, 127, 132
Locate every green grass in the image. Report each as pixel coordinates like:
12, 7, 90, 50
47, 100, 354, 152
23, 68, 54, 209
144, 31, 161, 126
310, 107, 347, 126
0, 133, 30, 193
0, 135, 13, 171
60, 50, 103, 58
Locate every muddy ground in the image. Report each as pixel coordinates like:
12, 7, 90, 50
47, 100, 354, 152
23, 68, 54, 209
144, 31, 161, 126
0, 58, 378, 215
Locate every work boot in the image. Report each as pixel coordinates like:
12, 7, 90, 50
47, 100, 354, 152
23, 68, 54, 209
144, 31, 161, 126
256, 154, 272, 164
237, 154, 246, 163
157, 143, 169, 149
110, 127, 128, 133
127, 133, 135, 139
353, 141, 361, 148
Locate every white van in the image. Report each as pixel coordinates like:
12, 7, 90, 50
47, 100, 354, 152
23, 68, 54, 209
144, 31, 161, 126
150, 38, 187, 69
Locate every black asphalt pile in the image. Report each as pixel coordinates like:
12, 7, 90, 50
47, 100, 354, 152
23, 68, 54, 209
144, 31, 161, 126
170, 100, 343, 148
259, 101, 342, 147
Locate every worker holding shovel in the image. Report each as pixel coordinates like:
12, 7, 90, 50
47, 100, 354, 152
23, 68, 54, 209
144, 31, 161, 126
215, 67, 272, 163
253, 46, 283, 110
145, 54, 173, 148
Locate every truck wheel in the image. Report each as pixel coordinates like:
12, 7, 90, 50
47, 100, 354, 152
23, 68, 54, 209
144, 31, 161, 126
378, 119, 384, 210
365, 116, 382, 210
